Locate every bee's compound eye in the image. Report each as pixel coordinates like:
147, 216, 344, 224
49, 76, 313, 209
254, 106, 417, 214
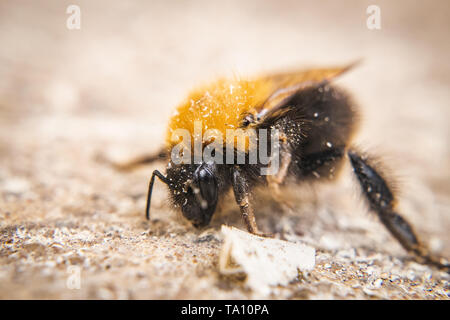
181, 165, 218, 228
197, 168, 218, 205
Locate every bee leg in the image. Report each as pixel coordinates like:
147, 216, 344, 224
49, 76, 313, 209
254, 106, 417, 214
266, 150, 294, 210
266, 135, 291, 190
232, 166, 271, 237
348, 150, 449, 272
266, 137, 294, 210
108, 148, 167, 171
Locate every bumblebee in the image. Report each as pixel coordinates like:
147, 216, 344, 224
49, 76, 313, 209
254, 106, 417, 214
117, 64, 448, 271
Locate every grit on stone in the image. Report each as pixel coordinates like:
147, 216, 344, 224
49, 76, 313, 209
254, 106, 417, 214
0, 1, 449, 299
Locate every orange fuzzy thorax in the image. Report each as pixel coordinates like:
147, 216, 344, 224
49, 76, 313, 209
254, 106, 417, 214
166, 77, 272, 148
165, 66, 353, 149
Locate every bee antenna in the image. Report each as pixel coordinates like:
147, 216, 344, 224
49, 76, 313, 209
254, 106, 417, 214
146, 170, 169, 220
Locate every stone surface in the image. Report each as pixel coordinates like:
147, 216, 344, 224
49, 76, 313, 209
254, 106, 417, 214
0, 0, 449, 299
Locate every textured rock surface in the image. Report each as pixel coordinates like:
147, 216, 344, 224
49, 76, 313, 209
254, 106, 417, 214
0, 0, 449, 299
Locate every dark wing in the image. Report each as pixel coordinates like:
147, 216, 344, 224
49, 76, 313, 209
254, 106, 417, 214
250, 62, 358, 128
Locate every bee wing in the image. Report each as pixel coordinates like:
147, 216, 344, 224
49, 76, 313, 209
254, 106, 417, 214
251, 62, 358, 127
263, 63, 357, 88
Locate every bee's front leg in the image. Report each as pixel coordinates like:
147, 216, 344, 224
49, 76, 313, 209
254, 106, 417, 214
231, 166, 270, 237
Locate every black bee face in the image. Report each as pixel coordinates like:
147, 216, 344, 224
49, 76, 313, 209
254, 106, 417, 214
167, 162, 219, 228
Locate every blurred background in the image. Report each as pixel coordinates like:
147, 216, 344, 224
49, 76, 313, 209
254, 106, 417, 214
0, 0, 449, 299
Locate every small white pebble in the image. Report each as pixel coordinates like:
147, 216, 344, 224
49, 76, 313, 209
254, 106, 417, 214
429, 237, 443, 252
2, 178, 30, 193
41, 268, 53, 276
363, 288, 377, 296
373, 278, 383, 288
439, 271, 450, 280
366, 266, 378, 276
97, 288, 114, 299
337, 249, 356, 260
423, 272, 432, 281
407, 270, 417, 281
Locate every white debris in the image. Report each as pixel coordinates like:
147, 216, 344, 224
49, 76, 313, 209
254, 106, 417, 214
372, 278, 383, 289
2, 178, 30, 194
389, 274, 400, 282
219, 225, 315, 295
337, 248, 356, 260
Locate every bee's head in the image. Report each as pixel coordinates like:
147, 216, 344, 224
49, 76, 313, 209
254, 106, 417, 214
166, 162, 219, 228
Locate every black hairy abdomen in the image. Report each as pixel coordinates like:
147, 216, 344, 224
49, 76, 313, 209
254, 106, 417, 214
272, 83, 358, 181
